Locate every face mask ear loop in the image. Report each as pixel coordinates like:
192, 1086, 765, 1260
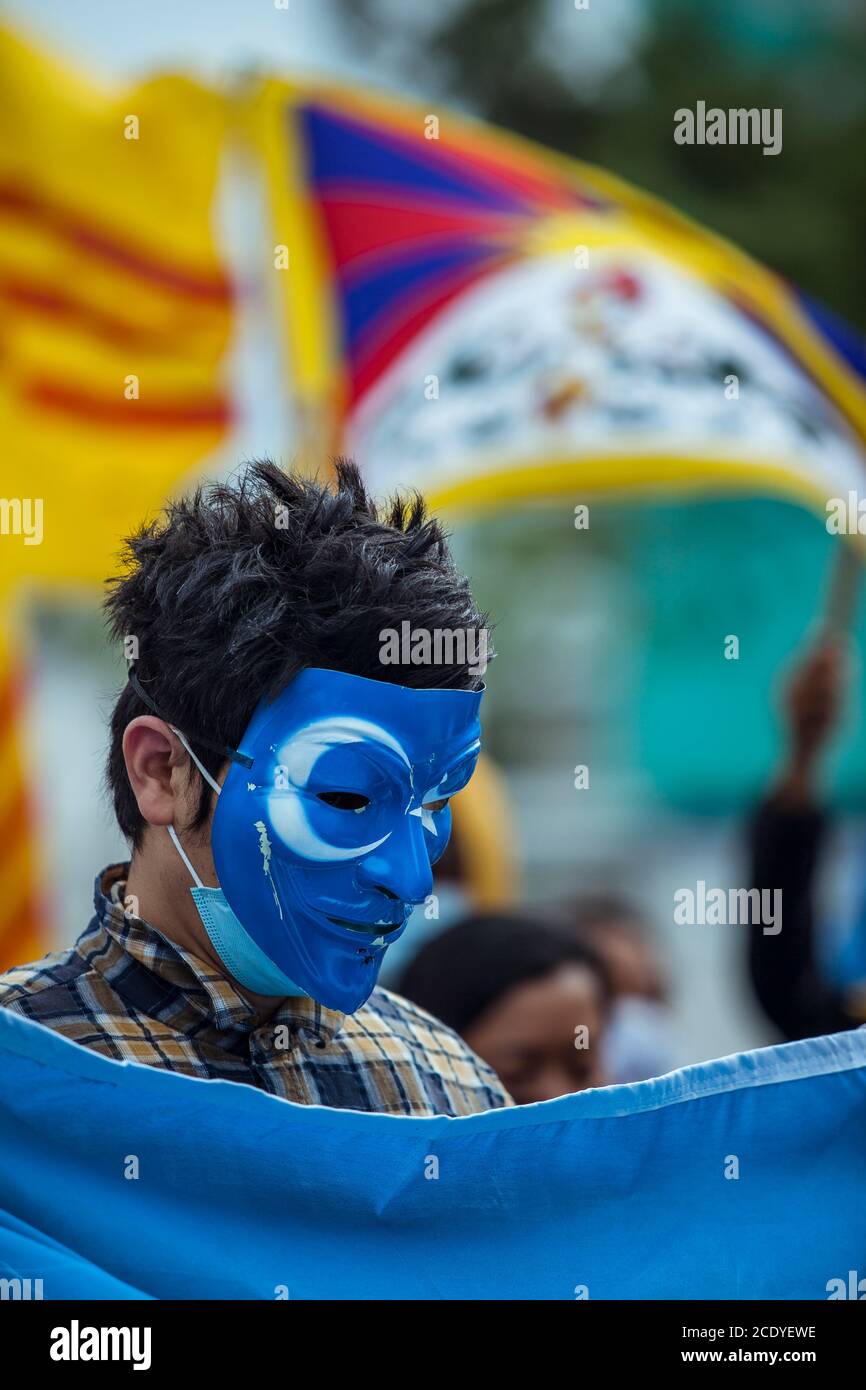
166, 725, 222, 891
167, 824, 206, 891
169, 725, 223, 797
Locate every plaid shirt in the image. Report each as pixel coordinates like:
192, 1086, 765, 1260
0, 864, 512, 1117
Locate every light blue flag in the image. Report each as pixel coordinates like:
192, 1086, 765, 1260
0, 1007, 864, 1301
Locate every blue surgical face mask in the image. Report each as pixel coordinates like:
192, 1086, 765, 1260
167, 827, 307, 998
167, 668, 483, 1013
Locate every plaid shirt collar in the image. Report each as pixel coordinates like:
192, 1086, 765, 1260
92, 863, 346, 1045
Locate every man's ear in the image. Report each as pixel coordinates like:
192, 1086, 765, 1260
122, 716, 190, 828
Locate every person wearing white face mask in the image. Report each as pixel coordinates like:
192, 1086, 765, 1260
398, 896, 678, 1096
557, 894, 680, 1084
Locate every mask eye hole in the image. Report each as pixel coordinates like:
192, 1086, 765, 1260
317, 791, 370, 813
423, 797, 450, 813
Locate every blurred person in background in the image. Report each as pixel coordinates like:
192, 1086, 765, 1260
748, 636, 866, 1040
396, 912, 612, 1103
554, 895, 679, 1084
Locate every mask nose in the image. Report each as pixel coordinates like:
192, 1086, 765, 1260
356, 810, 434, 906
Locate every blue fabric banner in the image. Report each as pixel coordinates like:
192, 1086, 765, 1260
0, 1008, 864, 1300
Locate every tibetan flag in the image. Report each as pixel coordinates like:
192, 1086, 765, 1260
251, 78, 866, 818
253, 80, 866, 517
1, 1007, 865, 1299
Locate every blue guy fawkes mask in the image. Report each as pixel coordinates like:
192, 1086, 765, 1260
169, 668, 483, 1014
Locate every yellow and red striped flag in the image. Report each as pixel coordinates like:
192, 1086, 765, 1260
0, 27, 235, 967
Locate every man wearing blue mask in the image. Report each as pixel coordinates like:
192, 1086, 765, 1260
0, 460, 512, 1116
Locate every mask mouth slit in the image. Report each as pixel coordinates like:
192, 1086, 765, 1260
326, 915, 402, 935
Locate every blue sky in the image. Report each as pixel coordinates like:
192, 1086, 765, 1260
3, 0, 371, 83
3, 0, 643, 94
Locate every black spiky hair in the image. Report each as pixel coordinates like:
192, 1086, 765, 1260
104, 458, 490, 847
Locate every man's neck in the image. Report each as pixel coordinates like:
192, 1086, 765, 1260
124, 832, 287, 1018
